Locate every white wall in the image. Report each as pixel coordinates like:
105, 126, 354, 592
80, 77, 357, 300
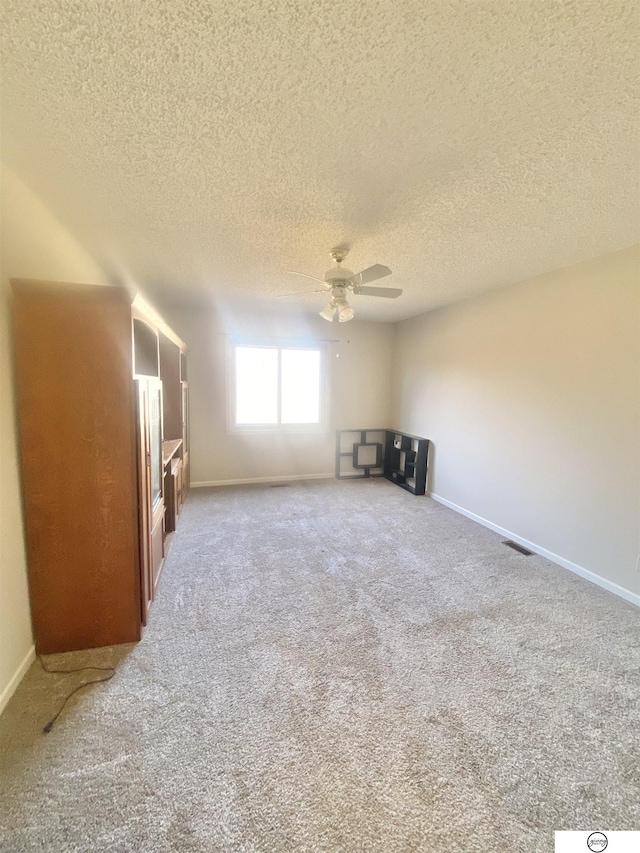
0, 165, 109, 710
162, 301, 395, 484
392, 246, 640, 599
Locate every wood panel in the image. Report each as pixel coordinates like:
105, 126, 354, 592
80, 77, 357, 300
150, 509, 165, 596
12, 281, 141, 653
182, 452, 190, 502
181, 382, 190, 488
164, 466, 177, 534
133, 318, 159, 377
176, 460, 183, 515
135, 380, 152, 626
159, 334, 182, 440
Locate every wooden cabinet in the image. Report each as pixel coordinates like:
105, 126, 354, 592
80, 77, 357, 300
11, 279, 188, 653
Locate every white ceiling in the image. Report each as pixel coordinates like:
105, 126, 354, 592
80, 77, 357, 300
1, 1, 638, 322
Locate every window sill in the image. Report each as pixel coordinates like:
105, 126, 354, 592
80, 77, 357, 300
228, 424, 328, 436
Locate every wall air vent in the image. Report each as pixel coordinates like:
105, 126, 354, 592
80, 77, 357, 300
503, 540, 533, 556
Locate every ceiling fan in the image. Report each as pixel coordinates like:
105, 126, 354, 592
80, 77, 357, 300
279, 248, 402, 322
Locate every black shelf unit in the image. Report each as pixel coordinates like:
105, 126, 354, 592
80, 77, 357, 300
335, 429, 386, 480
336, 429, 430, 495
383, 431, 429, 495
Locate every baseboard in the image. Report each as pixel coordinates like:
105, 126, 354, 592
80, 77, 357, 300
0, 644, 36, 717
191, 473, 335, 488
430, 493, 640, 608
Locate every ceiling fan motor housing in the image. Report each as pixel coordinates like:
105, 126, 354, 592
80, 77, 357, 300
330, 283, 348, 299
325, 267, 353, 283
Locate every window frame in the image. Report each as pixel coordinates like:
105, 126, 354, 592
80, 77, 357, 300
226, 337, 329, 435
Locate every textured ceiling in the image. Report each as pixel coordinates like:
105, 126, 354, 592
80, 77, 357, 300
1, 1, 638, 322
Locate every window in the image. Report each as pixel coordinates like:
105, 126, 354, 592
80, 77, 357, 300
230, 342, 326, 431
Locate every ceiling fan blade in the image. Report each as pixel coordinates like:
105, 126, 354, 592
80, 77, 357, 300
355, 286, 403, 299
352, 264, 392, 285
275, 289, 327, 298
286, 270, 328, 285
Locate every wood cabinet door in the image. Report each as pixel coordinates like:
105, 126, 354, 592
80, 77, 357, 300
150, 508, 165, 595
135, 380, 152, 625
180, 381, 189, 502
176, 460, 183, 515
147, 379, 165, 596
182, 453, 189, 501
13, 281, 142, 652
136, 377, 166, 609
181, 382, 189, 455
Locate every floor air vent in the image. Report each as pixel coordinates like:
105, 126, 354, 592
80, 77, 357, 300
270, 483, 290, 488
503, 540, 533, 556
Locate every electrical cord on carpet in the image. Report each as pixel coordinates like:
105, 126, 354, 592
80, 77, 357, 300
38, 655, 116, 733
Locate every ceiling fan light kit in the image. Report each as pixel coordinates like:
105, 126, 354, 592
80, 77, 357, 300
337, 303, 354, 323
284, 248, 403, 322
319, 300, 337, 322
318, 295, 354, 323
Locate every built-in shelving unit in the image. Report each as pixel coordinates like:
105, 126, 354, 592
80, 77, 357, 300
12, 279, 189, 654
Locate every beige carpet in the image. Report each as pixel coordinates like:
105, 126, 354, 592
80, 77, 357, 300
1, 479, 638, 852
